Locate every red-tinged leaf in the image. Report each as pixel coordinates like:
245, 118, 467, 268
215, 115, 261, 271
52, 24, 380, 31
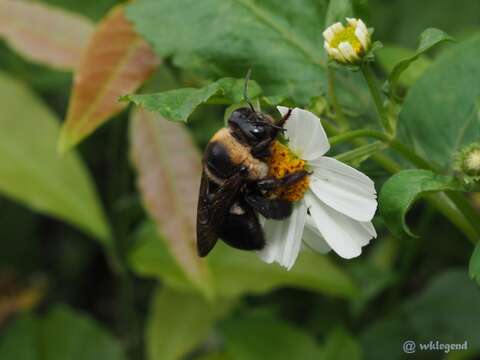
0, 0, 94, 70
130, 108, 212, 297
58, 6, 159, 153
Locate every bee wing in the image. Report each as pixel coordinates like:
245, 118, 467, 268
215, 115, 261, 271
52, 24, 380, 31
196, 171, 242, 257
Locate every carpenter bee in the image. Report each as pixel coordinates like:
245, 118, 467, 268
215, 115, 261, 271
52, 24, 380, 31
196, 73, 308, 257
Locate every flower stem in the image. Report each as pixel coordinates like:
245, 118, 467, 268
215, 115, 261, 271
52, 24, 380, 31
427, 193, 478, 243
361, 63, 393, 134
330, 129, 433, 170
334, 141, 385, 163
447, 191, 480, 236
327, 69, 349, 130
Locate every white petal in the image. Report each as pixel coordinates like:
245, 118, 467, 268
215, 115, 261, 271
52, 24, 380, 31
303, 215, 331, 254
331, 22, 344, 34
324, 41, 334, 55
338, 41, 359, 62
329, 47, 346, 62
323, 28, 335, 42
325, 41, 346, 62
258, 201, 307, 270
357, 19, 369, 35
346, 18, 358, 27
309, 156, 377, 222
355, 26, 369, 50
305, 192, 376, 259
277, 107, 330, 161
361, 221, 377, 238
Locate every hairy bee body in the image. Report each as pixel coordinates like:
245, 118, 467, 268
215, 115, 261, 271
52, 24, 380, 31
204, 128, 269, 185
196, 107, 307, 257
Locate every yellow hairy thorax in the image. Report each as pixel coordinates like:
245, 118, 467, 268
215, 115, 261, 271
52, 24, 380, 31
330, 25, 362, 54
267, 141, 309, 202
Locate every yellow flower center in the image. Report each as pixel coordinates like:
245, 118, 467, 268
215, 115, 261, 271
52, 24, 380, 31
330, 26, 362, 54
267, 141, 309, 202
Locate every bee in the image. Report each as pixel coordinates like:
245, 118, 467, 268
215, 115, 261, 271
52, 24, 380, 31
196, 75, 308, 256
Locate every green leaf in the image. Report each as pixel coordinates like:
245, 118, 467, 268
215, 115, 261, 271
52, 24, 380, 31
469, 242, 480, 286
123, 78, 261, 122
0, 72, 111, 245
398, 34, 480, 170
379, 170, 463, 238
376, 45, 432, 88
197, 353, 232, 360
126, 0, 329, 104
129, 222, 359, 298
322, 327, 363, 360
146, 287, 233, 360
221, 311, 323, 360
361, 270, 480, 360
386, 28, 453, 96
325, 0, 353, 27
0, 306, 126, 360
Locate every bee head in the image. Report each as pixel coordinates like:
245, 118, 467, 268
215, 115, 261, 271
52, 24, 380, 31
228, 107, 279, 146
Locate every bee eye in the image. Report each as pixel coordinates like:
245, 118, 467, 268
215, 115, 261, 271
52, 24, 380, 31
252, 125, 265, 137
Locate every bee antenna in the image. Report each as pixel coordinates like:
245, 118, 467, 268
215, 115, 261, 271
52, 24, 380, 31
244, 68, 255, 112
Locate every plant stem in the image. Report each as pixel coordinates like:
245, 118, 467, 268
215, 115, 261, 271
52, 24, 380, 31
334, 141, 385, 163
427, 193, 478, 243
329, 129, 385, 145
361, 63, 392, 134
327, 69, 349, 130
330, 129, 434, 170
447, 191, 480, 237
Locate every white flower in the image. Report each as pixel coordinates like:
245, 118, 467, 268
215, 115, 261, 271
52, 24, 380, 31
258, 107, 377, 270
323, 18, 371, 64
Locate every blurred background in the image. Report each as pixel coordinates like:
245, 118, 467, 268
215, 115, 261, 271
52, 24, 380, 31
0, 0, 480, 359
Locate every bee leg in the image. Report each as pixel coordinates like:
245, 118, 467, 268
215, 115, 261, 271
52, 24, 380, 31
245, 193, 292, 219
255, 177, 283, 191
276, 107, 293, 127
280, 170, 310, 186
256, 170, 310, 191
219, 203, 265, 250
250, 138, 272, 158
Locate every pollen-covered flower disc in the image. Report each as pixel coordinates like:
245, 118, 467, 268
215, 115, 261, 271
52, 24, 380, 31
258, 107, 378, 270
456, 142, 480, 182
267, 141, 310, 202
323, 18, 371, 64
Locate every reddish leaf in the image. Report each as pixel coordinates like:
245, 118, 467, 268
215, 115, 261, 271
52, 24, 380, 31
58, 6, 159, 153
130, 108, 212, 296
0, 0, 94, 70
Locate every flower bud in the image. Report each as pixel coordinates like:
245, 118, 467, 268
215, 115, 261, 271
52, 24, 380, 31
455, 143, 480, 182
323, 18, 371, 64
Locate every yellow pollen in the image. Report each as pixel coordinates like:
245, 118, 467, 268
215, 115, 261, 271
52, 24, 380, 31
267, 141, 309, 202
330, 26, 362, 54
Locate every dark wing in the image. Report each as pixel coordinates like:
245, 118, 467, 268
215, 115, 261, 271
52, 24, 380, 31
196, 171, 243, 257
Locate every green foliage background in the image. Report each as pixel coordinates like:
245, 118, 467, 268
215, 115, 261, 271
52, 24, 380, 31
1, 0, 480, 359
